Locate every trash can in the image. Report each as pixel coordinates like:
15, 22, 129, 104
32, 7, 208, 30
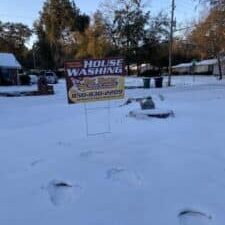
154, 77, 163, 88
143, 78, 150, 89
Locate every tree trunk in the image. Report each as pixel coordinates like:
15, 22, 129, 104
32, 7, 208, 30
126, 38, 131, 76
136, 62, 140, 76
135, 47, 141, 76
217, 54, 223, 80
127, 60, 131, 76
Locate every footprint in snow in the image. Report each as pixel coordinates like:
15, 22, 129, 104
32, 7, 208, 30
47, 180, 82, 206
106, 167, 142, 187
179, 209, 212, 225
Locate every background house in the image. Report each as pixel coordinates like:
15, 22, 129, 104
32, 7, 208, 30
172, 63, 192, 74
173, 58, 225, 75
194, 59, 216, 75
0, 53, 22, 85
130, 63, 154, 75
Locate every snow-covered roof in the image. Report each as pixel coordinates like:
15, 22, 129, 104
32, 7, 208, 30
173, 63, 192, 69
0, 53, 22, 69
196, 59, 217, 66
173, 57, 225, 69
130, 63, 153, 71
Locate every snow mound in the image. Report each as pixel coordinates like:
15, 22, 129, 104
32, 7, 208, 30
129, 108, 174, 119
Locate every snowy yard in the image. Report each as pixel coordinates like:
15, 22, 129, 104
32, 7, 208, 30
125, 75, 224, 88
1, 76, 225, 225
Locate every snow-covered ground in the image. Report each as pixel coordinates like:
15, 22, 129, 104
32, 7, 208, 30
1, 76, 225, 225
125, 75, 224, 88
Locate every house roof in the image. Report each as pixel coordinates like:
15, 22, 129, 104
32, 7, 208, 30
172, 63, 192, 69
197, 59, 217, 66
130, 63, 153, 70
173, 58, 225, 69
0, 53, 22, 69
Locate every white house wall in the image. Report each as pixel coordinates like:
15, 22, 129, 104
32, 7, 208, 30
194, 65, 209, 73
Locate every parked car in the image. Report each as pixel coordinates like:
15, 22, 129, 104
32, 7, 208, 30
45, 71, 58, 84
29, 74, 38, 84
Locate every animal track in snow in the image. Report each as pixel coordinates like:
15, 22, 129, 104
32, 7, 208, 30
106, 167, 142, 187
47, 180, 82, 206
179, 209, 212, 225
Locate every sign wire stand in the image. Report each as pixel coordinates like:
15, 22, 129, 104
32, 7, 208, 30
84, 101, 112, 137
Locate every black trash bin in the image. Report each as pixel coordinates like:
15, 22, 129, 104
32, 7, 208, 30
154, 77, 163, 88
143, 78, 150, 89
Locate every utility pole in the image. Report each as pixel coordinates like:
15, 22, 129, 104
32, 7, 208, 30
168, 0, 175, 87
33, 50, 36, 70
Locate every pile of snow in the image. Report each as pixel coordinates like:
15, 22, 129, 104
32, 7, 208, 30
120, 96, 174, 119
129, 108, 174, 119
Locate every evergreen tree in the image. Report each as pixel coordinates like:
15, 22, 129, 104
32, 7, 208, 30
34, 0, 89, 69
0, 21, 32, 67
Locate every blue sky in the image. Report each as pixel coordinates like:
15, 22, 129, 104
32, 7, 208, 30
0, 0, 199, 28
0, 0, 99, 27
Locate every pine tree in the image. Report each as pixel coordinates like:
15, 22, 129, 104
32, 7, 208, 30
34, 0, 89, 69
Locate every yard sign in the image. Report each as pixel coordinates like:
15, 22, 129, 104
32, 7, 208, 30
65, 58, 125, 104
